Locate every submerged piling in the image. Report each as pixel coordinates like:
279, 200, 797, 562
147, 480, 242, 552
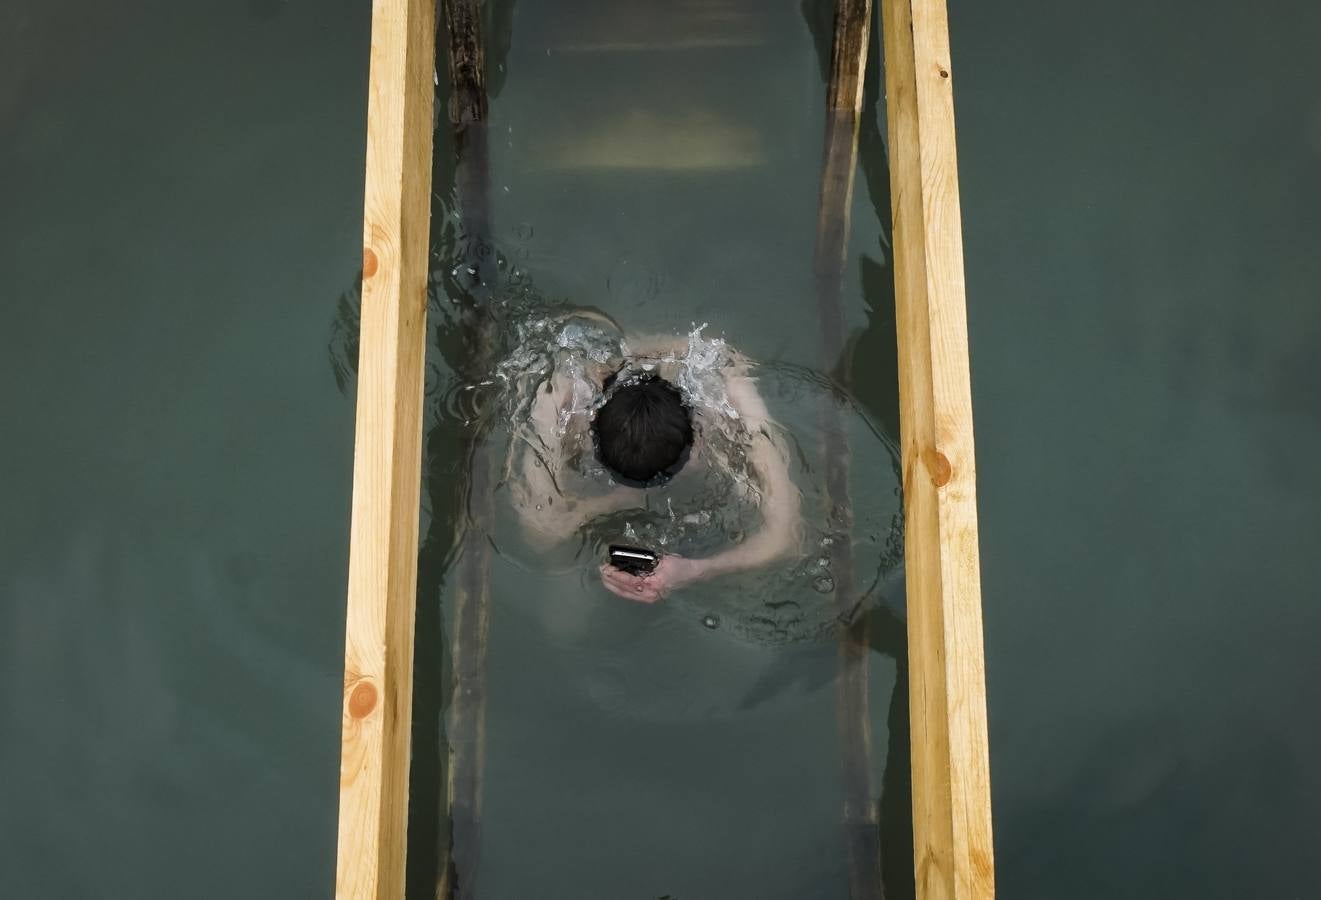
437, 1, 496, 897
811, 1, 882, 898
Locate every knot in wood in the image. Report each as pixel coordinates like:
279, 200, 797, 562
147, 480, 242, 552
924, 448, 954, 487
348, 680, 378, 719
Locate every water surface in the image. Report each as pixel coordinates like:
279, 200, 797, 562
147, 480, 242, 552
3, 0, 1320, 898
399, 1, 909, 895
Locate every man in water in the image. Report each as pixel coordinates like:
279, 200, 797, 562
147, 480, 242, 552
512, 315, 801, 603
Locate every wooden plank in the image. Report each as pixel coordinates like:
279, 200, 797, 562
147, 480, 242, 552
878, 1, 995, 898
334, 0, 436, 894
811, 2, 881, 899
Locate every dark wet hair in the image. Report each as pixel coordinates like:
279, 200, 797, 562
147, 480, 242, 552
592, 373, 693, 487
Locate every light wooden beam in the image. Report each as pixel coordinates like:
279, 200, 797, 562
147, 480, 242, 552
879, 0, 995, 898
335, 0, 436, 894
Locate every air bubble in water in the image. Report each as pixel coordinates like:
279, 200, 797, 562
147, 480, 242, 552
701, 614, 720, 629
812, 574, 836, 594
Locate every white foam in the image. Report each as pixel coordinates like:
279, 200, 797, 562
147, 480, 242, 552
674, 323, 739, 421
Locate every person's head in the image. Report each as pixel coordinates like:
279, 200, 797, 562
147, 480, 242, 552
592, 373, 693, 487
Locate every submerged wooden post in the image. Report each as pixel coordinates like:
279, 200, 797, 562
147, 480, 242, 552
335, 0, 436, 895
880, 0, 995, 897
816, 0, 872, 361
812, 1, 880, 898
438, 1, 496, 897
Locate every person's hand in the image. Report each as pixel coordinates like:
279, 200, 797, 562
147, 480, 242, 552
599, 554, 699, 603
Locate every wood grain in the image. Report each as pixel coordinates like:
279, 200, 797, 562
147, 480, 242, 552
879, 0, 996, 898
335, 0, 436, 894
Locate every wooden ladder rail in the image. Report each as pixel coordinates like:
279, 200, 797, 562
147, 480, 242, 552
816, 0, 996, 896
334, 0, 437, 895
812, 0, 882, 898
881, 0, 996, 897
438, 0, 496, 897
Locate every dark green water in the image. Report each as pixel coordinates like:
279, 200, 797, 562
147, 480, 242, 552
3, 1, 1319, 899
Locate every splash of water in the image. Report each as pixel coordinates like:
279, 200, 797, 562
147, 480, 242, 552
493, 315, 746, 449
673, 323, 740, 421
479, 303, 904, 646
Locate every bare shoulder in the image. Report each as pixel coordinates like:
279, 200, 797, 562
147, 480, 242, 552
720, 354, 773, 427
627, 332, 691, 359
528, 369, 570, 430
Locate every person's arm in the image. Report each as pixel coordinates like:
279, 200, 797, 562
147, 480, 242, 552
688, 365, 800, 578
600, 360, 802, 602
511, 375, 577, 544
515, 372, 631, 545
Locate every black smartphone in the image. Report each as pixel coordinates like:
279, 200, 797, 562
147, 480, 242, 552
608, 545, 659, 576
